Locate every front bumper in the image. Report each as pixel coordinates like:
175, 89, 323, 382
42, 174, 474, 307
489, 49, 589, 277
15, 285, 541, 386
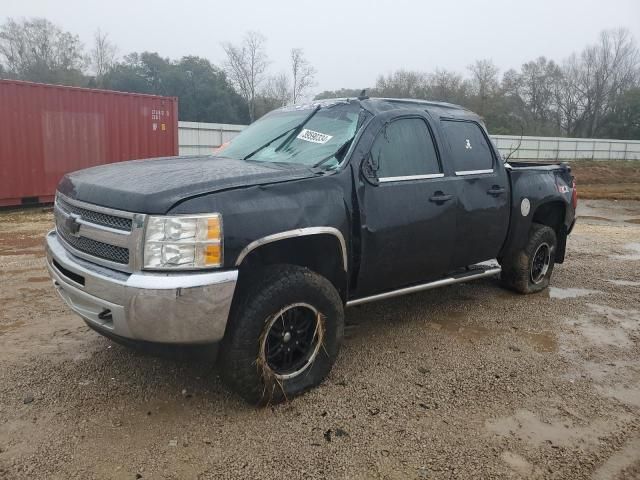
45, 230, 238, 344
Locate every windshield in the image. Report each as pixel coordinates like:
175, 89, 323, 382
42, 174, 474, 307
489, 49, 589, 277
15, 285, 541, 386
218, 101, 364, 169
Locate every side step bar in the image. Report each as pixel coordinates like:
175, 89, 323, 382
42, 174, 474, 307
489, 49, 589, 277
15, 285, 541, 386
346, 264, 502, 307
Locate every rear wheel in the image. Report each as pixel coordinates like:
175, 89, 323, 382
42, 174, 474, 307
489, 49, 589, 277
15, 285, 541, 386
500, 223, 557, 294
219, 265, 344, 405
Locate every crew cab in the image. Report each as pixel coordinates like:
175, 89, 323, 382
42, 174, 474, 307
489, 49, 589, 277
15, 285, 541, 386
46, 98, 577, 404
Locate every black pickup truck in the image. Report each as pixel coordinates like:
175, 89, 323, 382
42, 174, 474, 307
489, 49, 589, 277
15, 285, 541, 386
46, 98, 576, 404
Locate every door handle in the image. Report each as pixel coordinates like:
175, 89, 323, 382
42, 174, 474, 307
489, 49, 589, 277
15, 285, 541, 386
429, 192, 453, 203
487, 186, 506, 196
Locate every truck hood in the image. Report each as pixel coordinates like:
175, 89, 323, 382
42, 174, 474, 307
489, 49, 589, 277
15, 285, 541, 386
57, 155, 316, 214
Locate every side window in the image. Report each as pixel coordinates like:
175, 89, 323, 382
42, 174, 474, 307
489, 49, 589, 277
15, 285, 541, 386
441, 120, 494, 173
371, 118, 440, 179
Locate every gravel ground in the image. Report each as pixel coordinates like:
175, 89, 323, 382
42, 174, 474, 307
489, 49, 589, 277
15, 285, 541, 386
0, 199, 639, 480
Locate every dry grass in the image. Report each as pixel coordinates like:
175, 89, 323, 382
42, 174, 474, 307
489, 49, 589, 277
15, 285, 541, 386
569, 161, 640, 200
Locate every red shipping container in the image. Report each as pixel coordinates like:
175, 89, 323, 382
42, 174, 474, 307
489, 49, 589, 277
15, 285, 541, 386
0, 79, 178, 207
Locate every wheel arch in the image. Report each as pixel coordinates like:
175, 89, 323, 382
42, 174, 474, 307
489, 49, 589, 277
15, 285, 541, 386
235, 228, 348, 300
531, 200, 568, 263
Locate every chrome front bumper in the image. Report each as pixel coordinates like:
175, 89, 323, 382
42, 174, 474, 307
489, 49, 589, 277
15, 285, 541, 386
45, 230, 238, 344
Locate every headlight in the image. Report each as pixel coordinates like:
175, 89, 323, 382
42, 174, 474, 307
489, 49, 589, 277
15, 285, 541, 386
143, 214, 222, 270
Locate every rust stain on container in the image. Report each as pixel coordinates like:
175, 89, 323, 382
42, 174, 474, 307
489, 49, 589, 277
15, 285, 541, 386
0, 79, 178, 207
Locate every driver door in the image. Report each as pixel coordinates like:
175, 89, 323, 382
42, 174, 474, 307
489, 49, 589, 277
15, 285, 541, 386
355, 116, 457, 296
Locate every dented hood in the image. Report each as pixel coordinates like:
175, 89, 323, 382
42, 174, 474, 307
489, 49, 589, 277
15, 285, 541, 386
57, 155, 316, 214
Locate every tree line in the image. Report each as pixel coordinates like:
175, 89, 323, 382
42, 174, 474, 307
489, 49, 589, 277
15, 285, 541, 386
1, 17, 638, 139
317, 29, 640, 139
0, 18, 316, 124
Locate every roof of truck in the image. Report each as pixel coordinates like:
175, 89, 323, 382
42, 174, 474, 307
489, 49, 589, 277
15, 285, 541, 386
299, 97, 480, 122
359, 97, 480, 121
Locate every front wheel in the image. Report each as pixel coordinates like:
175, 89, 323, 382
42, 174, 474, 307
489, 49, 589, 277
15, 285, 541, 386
500, 223, 557, 294
219, 265, 344, 405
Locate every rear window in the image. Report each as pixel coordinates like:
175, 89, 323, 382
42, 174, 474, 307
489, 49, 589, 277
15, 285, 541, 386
441, 120, 493, 172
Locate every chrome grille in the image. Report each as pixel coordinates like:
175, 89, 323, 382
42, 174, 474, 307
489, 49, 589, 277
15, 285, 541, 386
57, 219, 129, 264
53, 193, 144, 272
56, 196, 132, 232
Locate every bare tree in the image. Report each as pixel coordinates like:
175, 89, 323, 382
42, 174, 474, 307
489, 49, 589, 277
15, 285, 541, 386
290, 48, 316, 103
426, 69, 469, 103
517, 57, 561, 134
222, 31, 269, 121
0, 17, 87, 84
264, 72, 291, 107
554, 28, 640, 137
467, 59, 499, 114
375, 69, 427, 98
91, 29, 117, 85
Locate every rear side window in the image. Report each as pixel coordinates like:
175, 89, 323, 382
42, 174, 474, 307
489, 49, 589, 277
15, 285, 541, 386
371, 118, 440, 178
441, 120, 493, 173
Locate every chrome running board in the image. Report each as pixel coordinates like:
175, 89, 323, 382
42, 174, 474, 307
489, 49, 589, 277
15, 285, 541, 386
346, 262, 502, 307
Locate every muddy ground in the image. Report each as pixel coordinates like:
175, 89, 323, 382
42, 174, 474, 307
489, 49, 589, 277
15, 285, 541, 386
0, 200, 639, 479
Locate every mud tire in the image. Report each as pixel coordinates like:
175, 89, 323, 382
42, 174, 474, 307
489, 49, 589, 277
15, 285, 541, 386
219, 265, 344, 405
500, 223, 557, 294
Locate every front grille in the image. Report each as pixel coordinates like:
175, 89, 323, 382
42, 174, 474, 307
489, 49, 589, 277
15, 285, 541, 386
57, 196, 132, 232
57, 223, 130, 264
54, 194, 135, 268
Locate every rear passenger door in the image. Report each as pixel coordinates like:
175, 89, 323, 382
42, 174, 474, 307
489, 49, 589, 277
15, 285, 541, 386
440, 119, 510, 267
355, 116, 457, 296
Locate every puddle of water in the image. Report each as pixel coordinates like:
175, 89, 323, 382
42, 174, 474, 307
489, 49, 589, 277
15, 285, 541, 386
486, 409, 630, 448
428, 312, 557, 352
607, 279, 640, 287
500, 452, 542, 478
596, 384, 640, 408
592, 436, 640, 480
566, 304, 640, 349
549, 287, 601, 299
569, 319, 633, 348
521, 332, 557, 352
587, 303, 640, 330
611, 242, 640, 261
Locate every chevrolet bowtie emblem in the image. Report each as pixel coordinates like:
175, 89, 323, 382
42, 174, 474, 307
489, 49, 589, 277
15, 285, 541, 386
65, 214, 82, 236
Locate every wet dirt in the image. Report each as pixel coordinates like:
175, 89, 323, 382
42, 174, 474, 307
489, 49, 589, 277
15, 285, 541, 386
578, 215, 614, 222
26, 276, 51, 283
578, 199, 640, 224
1, 201, 639, 479
427, 312, 557, 353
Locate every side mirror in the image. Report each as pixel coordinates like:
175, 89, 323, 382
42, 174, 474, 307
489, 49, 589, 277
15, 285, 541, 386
360, 152, 379, 186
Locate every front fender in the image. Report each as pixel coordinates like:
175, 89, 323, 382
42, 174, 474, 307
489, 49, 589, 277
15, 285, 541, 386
167, 172, 353, 271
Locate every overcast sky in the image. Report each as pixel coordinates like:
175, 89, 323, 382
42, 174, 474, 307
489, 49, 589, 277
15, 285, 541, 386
2, 0, 640, 93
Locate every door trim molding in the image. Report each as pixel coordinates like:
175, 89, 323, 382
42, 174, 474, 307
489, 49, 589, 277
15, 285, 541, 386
455, 169, 494, 176
378, 173, 445, 183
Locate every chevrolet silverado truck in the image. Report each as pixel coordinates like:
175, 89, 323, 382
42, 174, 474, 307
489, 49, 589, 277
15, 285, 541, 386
46, 97, 577, 404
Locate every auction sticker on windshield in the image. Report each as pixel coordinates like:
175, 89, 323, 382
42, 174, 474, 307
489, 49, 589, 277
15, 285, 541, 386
297, 129, 333, 144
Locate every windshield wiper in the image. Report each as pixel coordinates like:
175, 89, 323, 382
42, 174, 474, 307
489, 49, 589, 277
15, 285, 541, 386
311, 135, 356, 170
274, 105, 321, 153
242, 105, 322, 161
242, 126, 297, 161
